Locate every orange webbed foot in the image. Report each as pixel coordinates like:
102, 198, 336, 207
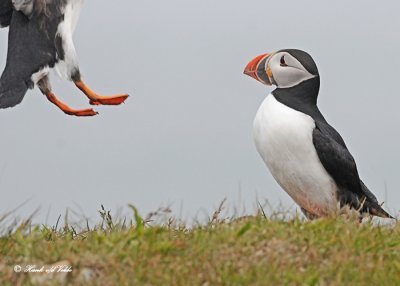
64, 108, 98, 117
75, 81, 129, 106
44, 92, 98, 117
89, 94, 129, 106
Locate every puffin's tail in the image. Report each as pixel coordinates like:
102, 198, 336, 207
0, 79, 28, 108
363, 200, 394, 219
359, 180, 394, 219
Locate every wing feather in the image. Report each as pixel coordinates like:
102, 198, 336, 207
0, 0, 13, 28
312, 126, 392, 218
1, 1, 64, 108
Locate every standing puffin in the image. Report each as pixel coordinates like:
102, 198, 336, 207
0, 0, 128, 116
244, 49, 392, 219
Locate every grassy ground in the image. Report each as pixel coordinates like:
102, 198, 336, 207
0, 205, 399, 286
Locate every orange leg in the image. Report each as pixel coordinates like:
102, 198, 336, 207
45, 92, 98, 117
74, 81, 129, 106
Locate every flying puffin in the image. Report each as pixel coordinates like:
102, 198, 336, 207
244, 49, 392, 219
0, 0, 128, 116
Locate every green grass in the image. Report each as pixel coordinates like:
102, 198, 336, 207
0, 205, 399, 286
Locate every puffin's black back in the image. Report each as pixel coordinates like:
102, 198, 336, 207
0, 0, 64, 108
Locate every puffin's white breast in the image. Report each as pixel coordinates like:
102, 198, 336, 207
253, 94, 338, 216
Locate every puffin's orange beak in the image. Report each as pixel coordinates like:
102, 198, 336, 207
243, 53, 272, 85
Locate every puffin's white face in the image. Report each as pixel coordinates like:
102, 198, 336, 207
265, 52, 316, 88
244, 50, 318, 89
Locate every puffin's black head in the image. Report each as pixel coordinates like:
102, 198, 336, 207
244, 49, 319, 88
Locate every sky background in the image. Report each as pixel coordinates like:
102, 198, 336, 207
0, 0, 399, 224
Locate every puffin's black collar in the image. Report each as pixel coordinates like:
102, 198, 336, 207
272, 77, 325, 122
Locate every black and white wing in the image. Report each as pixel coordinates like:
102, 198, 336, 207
312, 122, 392, 218
0, 1, 63, 108
0, 0, 12, 27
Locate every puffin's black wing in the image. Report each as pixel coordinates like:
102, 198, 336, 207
0, 3, 63, 108
0, 0, 12, 27
312, 124, 392, 218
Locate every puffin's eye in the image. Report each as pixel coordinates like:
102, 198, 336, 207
280, 56, 287, 67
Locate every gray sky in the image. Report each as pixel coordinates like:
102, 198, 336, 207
1, 0, 399, 224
